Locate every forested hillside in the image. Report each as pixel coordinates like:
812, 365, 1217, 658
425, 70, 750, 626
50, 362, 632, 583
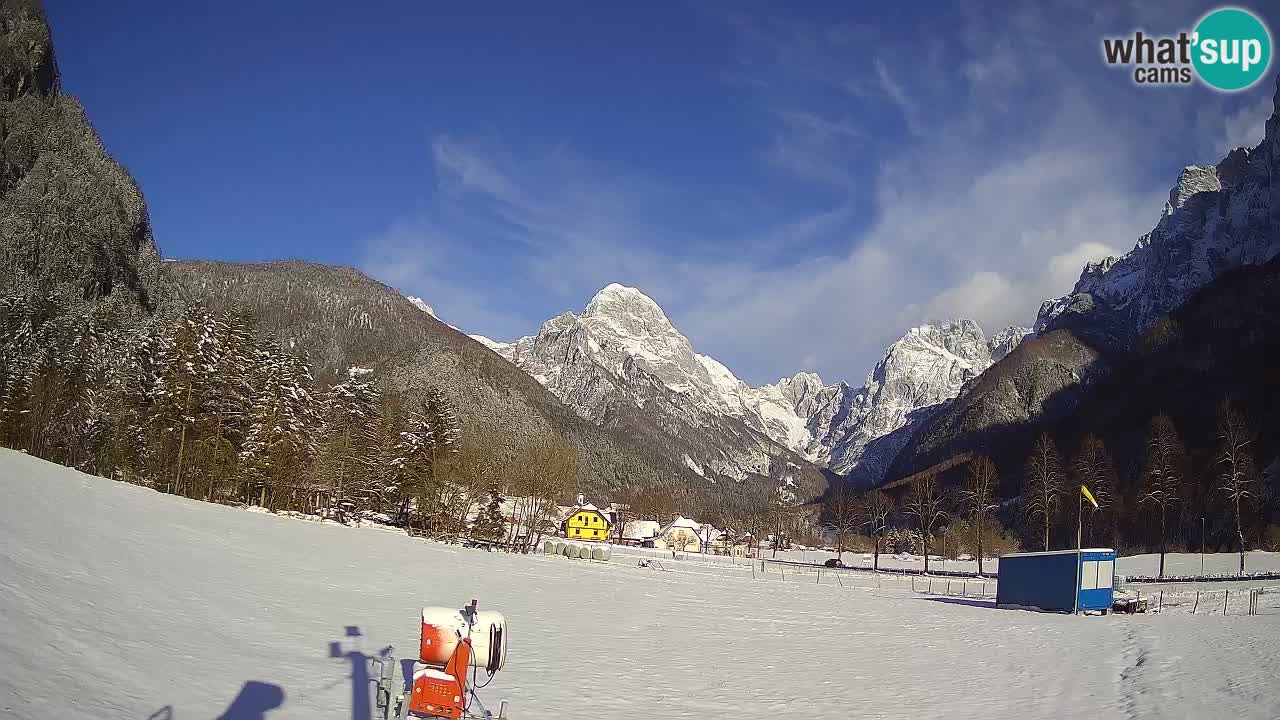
167, 259, 717, 494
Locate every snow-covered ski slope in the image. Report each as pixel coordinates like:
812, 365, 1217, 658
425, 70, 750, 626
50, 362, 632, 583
2, 450, 1277, 720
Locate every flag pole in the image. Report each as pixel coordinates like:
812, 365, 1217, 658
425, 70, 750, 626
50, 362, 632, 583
1074, 490, 1082, 615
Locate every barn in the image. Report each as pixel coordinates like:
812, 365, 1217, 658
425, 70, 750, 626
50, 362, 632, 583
996, 549, 1116, 613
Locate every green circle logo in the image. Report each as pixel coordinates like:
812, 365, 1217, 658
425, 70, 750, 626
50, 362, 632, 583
1192, 8, 1272, 91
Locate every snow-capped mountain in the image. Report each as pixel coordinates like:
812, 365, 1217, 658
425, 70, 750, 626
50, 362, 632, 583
480, 283, 1029, 480
1037, 77, 1280, 346
482, 284, 804, 479
818, 321, 1031, 479
988, 325, 1033, 363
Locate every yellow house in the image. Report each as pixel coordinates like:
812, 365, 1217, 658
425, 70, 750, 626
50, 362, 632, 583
565, 503, 611, 542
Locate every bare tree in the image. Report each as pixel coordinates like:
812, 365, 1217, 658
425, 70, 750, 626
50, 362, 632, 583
1070, 434, 1119, 547
629, 484, 677, 526
855, 490, 894, 571
903, 474, 948, 574
511, 435, 577, 553
666, 527, 692, 555
1140, 413, 1186, 578
824, 481, 860, 564
960, 456, 999, 575
431, 433, 494, 539
1216, 400, 1260, 575
1023, 433, 1065, 551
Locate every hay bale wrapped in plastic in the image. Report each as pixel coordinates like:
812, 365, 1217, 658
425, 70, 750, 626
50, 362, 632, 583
591, 546, 606, 561
543, 540, 556, 555
565, 543, 580, 559
600, 546, 611, 562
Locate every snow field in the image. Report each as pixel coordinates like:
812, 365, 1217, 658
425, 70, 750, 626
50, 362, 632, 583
2, 449, 1279, 720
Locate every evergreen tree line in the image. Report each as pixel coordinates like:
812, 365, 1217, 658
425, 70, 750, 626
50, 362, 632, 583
825, 400, 1277, 577
0, 291, 576, 542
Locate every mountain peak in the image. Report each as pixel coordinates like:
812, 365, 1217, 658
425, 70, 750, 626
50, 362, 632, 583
584, 283, 662, 312
900, 319, 988, 363
582, 282, 672, 329
785, 371, 825, 388
1167, 165, 1220, 211
988, 325, 1032, 362
597, 281, 643, 297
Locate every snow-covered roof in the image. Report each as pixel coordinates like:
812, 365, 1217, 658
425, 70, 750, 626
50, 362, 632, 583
567, 503, 609, 522
622, 520, 660, 540
1002, 548, 1115, 558
658, 516, 702, 536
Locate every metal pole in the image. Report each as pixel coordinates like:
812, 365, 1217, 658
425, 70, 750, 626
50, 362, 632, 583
1074, 492, 1082, 614
1201, 516, 1205, 577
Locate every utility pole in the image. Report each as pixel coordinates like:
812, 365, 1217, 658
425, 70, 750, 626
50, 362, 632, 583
1201, 516, 1206, 577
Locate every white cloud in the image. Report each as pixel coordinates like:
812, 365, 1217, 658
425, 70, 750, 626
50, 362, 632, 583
1218, 94, 1273, 154
361, 2, 1260, 387
873, 59, 923, 136
361, 219, 532, 341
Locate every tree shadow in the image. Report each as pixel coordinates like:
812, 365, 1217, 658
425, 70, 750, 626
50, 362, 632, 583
216, 681, 286, 720
918, 596, 997, 609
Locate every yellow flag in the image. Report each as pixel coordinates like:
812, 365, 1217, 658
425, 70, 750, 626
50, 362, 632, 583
1081, 484, 1099, 509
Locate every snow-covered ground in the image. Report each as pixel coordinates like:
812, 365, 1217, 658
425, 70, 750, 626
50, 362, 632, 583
3, 449, 1279, 720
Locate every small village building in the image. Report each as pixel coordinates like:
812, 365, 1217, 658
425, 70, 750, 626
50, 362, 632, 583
620, 520, 660, 546
656, 516, 703, 552
564, 503, 611, 542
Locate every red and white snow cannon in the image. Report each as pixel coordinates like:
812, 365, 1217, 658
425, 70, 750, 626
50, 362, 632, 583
407, 601, 508, 719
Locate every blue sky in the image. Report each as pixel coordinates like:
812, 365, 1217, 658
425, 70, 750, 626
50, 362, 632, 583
48, 1, 1277, 384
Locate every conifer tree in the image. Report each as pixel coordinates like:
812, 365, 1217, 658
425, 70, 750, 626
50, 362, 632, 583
313, 367, 381, 522
241, 346, 319, 510
471, 486, 507, 543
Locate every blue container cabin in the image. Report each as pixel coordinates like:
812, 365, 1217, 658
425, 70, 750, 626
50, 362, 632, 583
996, 549, 1116, 613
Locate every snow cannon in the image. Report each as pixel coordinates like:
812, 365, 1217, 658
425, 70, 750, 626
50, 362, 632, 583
407, 601, 507, 719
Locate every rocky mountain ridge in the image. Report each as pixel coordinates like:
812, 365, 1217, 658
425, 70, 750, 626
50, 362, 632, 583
888, 73, 1280, 482
1036, 76, 1280, 349
472, 283, 1029, 483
